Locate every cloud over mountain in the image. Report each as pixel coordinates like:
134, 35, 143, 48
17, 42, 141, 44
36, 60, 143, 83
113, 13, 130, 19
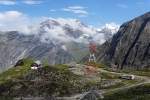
0, 11, 30, 33
0, 11, 119, 44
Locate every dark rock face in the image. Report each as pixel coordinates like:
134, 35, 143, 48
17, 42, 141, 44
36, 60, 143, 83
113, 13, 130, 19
98, 12, 150, 69
0, 31, 73, 71
80, 90, 103, 100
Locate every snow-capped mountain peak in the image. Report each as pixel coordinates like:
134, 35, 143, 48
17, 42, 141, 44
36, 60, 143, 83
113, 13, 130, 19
97, 23, 119, 34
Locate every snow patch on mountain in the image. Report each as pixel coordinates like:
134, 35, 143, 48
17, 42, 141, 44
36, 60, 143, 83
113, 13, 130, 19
37, 18, 119, 44
96, 22, 120, 42
0, 12, 119, 44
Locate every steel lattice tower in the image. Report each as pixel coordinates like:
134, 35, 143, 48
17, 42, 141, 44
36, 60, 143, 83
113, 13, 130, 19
89, 42, 96, 62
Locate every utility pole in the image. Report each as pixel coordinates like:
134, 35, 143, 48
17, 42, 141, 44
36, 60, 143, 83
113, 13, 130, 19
88, 42, 97, 62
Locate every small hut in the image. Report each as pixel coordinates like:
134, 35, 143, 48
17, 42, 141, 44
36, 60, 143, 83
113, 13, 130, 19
31, 60, 42, 70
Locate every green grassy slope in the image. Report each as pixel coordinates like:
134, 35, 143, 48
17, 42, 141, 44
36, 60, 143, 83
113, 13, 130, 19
0, 60, 149, 99
102, 83, 150, 100
0, 62, 102, 98
0, 59, 33, 84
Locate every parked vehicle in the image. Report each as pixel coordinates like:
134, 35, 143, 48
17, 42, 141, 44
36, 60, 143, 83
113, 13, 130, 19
120, 75, 135, 80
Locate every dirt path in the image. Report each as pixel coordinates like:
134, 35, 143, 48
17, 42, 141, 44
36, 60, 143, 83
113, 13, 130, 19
56, 67, 150, 100
99, 68, 150, 94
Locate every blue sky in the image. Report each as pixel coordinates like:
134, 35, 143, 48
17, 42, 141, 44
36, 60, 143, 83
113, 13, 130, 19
0, 0, 150, 26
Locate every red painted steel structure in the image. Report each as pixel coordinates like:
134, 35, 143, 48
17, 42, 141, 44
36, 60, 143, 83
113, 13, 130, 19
89, 42, 96, 62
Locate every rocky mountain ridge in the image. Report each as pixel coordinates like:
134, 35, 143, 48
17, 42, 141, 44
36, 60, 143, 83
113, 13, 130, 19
97, 12, 150, 69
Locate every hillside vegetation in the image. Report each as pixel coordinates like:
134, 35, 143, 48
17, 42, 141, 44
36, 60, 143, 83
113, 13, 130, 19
103, 83, 150, 100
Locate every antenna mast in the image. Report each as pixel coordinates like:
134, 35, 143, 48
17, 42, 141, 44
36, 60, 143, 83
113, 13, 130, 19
88, 42, 96, 62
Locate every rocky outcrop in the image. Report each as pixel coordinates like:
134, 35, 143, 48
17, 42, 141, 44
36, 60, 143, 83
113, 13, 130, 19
97, 12, 150, 69
80, 90, 103, 100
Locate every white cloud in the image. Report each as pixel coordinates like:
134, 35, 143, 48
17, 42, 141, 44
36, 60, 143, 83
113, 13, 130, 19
23, 0, 43, 5
0, 0, 16, 5
101, 22, 119, 33
117, 4, 128, 8
42, 25, 71, 42
97, 22, 120, 42
67, 6, 86, 10
93, 33, 106, 44
0, 11, 119, 44
43, 18, 119, 44
62, 6, 88, 17
50, 9, 56, 12
39, 18, 96, 43
0, 11, 41, 34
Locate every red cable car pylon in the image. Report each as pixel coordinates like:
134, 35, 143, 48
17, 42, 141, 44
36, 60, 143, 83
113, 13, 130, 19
89, 42, 97, 62
83, 42, 98, 75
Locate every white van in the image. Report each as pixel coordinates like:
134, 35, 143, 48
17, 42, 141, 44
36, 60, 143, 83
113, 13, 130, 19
120, 75, 135, 80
